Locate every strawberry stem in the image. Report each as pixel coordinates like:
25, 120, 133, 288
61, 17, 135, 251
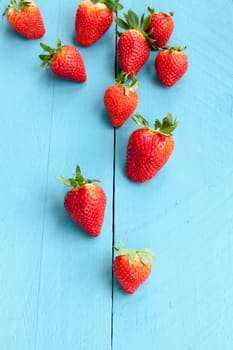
56, 165, 101, 189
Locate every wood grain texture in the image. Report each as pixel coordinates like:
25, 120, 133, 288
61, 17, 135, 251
0, 0, 233, 349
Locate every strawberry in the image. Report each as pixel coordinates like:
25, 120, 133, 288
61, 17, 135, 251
113, 244, 154, 294
155, 46, 188, 87
145, 6, 174, 48
39, 39, 87, 82
3, 0, 45, 39
56, 165, 107, 237
115, 10, 156, 77
126, 112, 178, 183
75, 0, 123, 46
104, 72, 139, 128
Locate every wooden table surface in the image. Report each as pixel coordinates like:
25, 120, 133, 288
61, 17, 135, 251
0, 0, 233, 349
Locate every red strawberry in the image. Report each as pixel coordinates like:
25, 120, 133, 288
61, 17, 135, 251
75, 0, 123, 46
155, 47, 188, 87
126, 112, 178, 183
115, 10, 156, 77
56, 165, 107, 237
113, 244, 154, 294
145, 6, 174, 48
104, 72, 139, 128
39, 39, 87, 82
3, 0, 45, 39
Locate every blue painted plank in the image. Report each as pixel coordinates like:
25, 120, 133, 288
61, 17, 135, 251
0, 0, 115, 348
33, 1, 115, 349
113, 0, 233, 350
0, 0, 60, 348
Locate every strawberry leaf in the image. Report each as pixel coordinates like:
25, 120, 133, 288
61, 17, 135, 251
115, 245, 154, 265
128, 250, 137, 264
124, 75, 139, 95
40, 42, 53, 53
162, 45, 187, 52
155, 119, 162, 129
3, 0, 32, 15
155, 112, 179, 136
56, 165, 101, 189
114, 247, 132, 256
137, 248, 154, 265
132, 112, 178, 136
39, 54, 51, 68
143, 14, 151, 31
132, 113, 151, 129
146, 5, 154, 15
114, 247, 137, 264
145, 5, 174, 17
103, 0, 123, 12
39, 40, 64, 67
75, 165, 82, 178
57, 38, 62, 48
91, 0, 123, 12
115, 71, 128, 84
140, 13, 145, 28
124, 9, 139, 28
114, 17, 129, 30
160, 124, 178, 135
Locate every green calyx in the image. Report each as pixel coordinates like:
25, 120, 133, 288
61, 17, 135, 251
90, 0, 123, 13
3, 0, 31, 16
132, 112, 178, 136
114, 9, 156, 49
160, 45, 187, 52
114, 246, 154, 265
146, 5, 174, 17
39, 39, 63, 68
115, 71, 139, 96
56, 165, 101, 189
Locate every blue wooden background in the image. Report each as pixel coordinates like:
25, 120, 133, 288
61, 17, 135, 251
0, 0, 233, 349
